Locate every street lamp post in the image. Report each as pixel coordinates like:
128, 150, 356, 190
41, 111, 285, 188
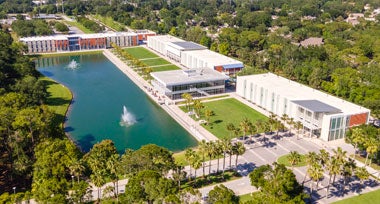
71, 175, 74, 187
12, 187, 16, 194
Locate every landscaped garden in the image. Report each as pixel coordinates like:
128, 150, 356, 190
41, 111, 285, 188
142, 58, 171, 66
124, 47, 159, 59
333, 188, 380, 204
181, 98, 268, 139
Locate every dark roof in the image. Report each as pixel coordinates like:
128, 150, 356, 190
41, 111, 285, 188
292, 100, 341, 113
171, 41, 206, 50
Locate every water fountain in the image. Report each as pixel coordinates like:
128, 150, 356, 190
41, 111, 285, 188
120, 106, 137, 126
67, 59, 79, 70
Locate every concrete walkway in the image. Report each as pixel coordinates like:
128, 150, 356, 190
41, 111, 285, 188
103, 49, 217, 142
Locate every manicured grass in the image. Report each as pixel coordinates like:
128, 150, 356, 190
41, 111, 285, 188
143, 58, 170, 66
92, 15, 125, 31
333, 188, 380, 204
176, 95, 230, 105
35, 50, 103, 58
124, 47, 159, 59
173, 147, 224, 166
64, 20, 93, 34
41, 77, 72, 128
181, 170, 241, 189
352, 155, 380, 170
151, 65, 180, 72
239, 192, 260, 203
182, 98, 268, 139
277, 154, 307, 167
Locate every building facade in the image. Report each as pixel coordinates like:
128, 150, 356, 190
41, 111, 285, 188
20, 31, 155, 54
236, 73, 370, 141
147, 35, 244, 75
151, 69, 229, 100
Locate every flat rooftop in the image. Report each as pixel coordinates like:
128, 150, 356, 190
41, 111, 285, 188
292, 100, 341, 113
147, 35, 184, 43
183, 49, 244, 68
169, 41, 206, 51
238, 73, 369, 114
151, 69, 229, 86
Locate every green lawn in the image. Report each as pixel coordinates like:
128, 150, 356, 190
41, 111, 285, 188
92, 15, 125, 31
352, 155, 380, 170
239, 192, 259, 203
183, 98, 268, 139
41, 77, 72, 128
64, 20, 93, 34
333, 188, 380, 204
277, 154, 307, 167
36, 50, 102, 58
143, 58, 171, 66
124, 47, 159, 59
151, 65, 180, 72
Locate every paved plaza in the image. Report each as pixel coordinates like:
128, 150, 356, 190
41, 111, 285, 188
97, 49, 380, 204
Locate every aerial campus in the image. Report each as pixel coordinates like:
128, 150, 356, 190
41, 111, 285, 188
1, 1, 380, 204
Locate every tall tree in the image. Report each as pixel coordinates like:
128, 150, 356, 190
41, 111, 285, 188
233, 142, 246, 168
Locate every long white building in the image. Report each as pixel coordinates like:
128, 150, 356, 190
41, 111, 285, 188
147, 35, 244, 75
20, 31, 156, 54
236, 73, 370, 141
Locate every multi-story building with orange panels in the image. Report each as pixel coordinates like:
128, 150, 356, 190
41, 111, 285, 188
20, 31, 155, 54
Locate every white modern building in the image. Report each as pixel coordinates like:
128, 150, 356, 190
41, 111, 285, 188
180, 49, 244, 75
236, 73, 370, 141
147, 35, 244, 75
151, 69, 229, 100
147, 35, 185, 56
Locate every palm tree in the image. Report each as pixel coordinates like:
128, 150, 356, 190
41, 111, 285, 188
318, 149, 330, 168
294, 121, 303, 139
185, 148, 196, 180
198, 140, 208, 178
233, 142, 246, 168
182, 93, 193, 111
221, 138, 232, 172
287, 151, 302, 170
233, 127, 241, 139
350, 128, 365, 159
287, 117, 295, 135
240, 117, 252, 141
192, 154, 202, 178
69, 159, 85, 183
106, 154, 120, 198
172, 165, 186, 191
204, 109, 213, 125
206, 142, 215, 175
355, 166, 370, 190
280, 113, 289, 132
326, 156, 340, 198
333, 147, 347, 166
226, 123, 236, 138
341, 159, 356, 194
214, 140, 223, 173
365, 137, 378, 166
307, 163, 324, 196
193, 99, 204, 118
303, 151, 318, 186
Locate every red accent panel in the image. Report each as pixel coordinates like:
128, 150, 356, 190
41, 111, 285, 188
215, 66, 223, 72
349, 113, 368, 127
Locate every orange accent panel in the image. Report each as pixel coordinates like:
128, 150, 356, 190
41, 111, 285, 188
132, 36, 137, 46
349, 113, 368, 127
215, 66, 223, 72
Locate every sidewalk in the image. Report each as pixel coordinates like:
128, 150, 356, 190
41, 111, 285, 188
103, 49, 217, 142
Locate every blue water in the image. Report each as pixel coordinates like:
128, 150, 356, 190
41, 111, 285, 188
37, 54, 197, 153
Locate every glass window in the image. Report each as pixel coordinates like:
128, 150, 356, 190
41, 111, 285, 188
331, 118, 336, 129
